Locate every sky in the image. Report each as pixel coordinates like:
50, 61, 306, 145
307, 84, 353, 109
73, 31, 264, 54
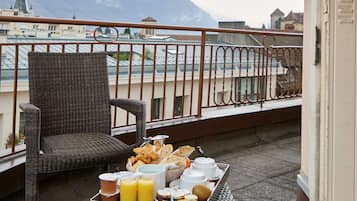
190, 0, 304, 28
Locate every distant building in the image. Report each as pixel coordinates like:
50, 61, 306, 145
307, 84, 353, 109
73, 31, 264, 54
157, 34, 201, 41
271, 9, 304, 31
281, 11, 304, 31
0, 37, 286, 150
205, 20, 303, 46
140, 16, 157, 38
270, 8, 285, 29
0, 0, 86, 39
14, 0, 30, 14
217, 21, 259, 45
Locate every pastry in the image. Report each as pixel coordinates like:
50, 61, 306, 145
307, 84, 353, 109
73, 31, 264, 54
174, 146, 195, 157
132, 160, 145, 170
160, 144, 173, 161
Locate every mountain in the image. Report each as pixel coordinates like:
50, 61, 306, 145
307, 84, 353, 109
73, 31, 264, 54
0, 0, 217, 27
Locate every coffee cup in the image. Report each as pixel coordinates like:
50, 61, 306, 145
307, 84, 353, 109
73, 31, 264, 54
191, 157, 217, 179
179, 169, 207, 192
98, 173, 117, 194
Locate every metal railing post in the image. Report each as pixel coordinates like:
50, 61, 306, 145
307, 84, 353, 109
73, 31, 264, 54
11, 45, 19, 153
197, 31, 206, 117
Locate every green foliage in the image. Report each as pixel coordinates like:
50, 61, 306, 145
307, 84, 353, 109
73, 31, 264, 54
113, 52, 130, 61
5, 133, 22, 148
123, 27, 131, 35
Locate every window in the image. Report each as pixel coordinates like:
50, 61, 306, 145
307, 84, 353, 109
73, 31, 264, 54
275, 18, 282, 29
151, 98, 161, 120
235, 77, 258, 101
285, 24, 295, 30
33, 25, 39, 30
217, 91, 227, 105
48, 25, 57, 31
174, 96, 183, 117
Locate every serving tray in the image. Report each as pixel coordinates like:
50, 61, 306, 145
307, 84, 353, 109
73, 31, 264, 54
90, 163, 230, 201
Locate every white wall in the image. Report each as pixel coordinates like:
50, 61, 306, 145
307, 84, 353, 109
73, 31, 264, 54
302, 0, 357, 200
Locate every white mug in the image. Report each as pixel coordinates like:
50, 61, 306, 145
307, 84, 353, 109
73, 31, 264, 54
136, 164, 166, 193
191, 157, 217, 179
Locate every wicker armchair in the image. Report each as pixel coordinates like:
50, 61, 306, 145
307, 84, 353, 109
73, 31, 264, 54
20, 52, 146, 201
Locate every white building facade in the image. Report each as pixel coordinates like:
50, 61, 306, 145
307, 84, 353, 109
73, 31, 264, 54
0, 0, 86, 39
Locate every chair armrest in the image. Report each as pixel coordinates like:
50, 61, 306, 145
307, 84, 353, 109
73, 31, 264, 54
19, 103, 41, 158
110, 99, 147, 146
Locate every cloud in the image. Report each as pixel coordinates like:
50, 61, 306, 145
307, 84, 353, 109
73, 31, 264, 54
95, 0, 121, 8
190, 0, 304, 28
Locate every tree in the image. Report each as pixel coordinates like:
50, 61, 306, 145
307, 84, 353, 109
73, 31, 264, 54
124, 27, 131, 35
5, 133, 22, 149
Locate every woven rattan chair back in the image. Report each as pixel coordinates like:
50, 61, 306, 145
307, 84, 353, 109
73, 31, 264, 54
28, 52, 111, 137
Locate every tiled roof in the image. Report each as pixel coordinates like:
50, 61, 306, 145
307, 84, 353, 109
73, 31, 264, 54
246, 27, 303, 46
141, 17, 157, 22
284, 11, 304, 24
14, 0, 29, 13
252, 34, 303, 47
157, 34, 201, 41
271, 8, 285, 17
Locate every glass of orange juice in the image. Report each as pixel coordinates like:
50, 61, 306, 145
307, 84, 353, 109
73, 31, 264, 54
120, 176, 137, 201
138, 176, 154, 201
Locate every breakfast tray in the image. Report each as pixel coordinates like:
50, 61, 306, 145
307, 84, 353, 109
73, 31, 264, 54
208, 163, 231, 201
90, 163, 231, 201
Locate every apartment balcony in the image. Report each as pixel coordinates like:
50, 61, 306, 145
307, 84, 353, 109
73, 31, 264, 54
0, 16, 302, 201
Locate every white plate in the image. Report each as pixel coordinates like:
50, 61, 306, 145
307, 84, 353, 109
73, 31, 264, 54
169, 179, 215, 191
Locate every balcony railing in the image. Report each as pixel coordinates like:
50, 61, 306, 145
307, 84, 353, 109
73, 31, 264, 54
0, 16, 303, 158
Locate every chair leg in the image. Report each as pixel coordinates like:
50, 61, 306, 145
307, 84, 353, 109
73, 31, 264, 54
25, 165, 39, 201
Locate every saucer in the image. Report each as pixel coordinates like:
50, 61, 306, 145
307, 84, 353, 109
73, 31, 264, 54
170, 179, 215, 191
211, 168, 224, 180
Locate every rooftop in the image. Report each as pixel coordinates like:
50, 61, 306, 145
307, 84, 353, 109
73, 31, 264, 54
14, 0, 30, 14
0, 37, 285, 82
271, 8, 285, 17
141, 16, 157, 22
284, 11, 304, 24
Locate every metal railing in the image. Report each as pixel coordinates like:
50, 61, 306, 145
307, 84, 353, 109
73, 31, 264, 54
0, 16, 303, 158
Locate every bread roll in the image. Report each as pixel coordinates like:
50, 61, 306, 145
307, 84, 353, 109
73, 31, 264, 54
160, 144, 173, 161
174, 145, 195, 157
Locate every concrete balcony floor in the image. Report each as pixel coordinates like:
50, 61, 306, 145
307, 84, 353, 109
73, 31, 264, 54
3, 121, 300, 201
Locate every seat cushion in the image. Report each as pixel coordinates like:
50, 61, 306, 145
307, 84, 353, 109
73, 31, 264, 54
39, 133, 131, 173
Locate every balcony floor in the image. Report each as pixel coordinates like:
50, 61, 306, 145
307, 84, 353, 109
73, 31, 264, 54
4, 121, 300, 201
224, 135, 300, 201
